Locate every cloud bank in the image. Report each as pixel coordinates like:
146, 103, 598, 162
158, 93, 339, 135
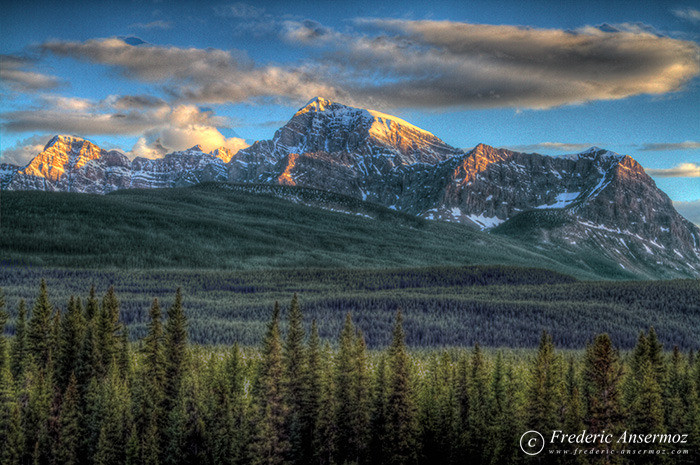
639, 141, 700, 151
0, 54, 63, 92
647, 162, 700, 177
35, 19, 700, 110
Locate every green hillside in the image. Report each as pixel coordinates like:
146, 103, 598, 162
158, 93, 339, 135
0, 183, 669, 280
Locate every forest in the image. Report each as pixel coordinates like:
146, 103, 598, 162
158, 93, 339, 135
1, 266, 698, 350
0, 282, 698, 465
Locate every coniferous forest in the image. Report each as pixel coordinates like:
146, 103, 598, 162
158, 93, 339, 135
1, 282, 699, 465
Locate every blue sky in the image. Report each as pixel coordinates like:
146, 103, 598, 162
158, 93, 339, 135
1, 0, 698, 209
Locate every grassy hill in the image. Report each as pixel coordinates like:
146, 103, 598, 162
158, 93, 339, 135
0, 183, 677, 280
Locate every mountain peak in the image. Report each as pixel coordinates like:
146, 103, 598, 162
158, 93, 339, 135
44, 134, 86, 151
187, 144, 204, 152
297, 96, 336, 115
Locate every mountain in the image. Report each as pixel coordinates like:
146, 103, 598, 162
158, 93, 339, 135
2, 97, 699, 276
4, 136, 233, 193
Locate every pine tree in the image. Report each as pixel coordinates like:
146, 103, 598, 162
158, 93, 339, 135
56, 374, 81, 465
283, 294, 307, 465
527, 331, 562, 436
0, 290, 7, 374
21, 362, 52, 465
9, 299, 27, 382
118, 326, 131, 381
226, 343, 249, 465
94, 364, 132, 465
582, 334, 624, 463
164, 375, 207, 465
27, 279, 53, 369
664, 347, 699, 464
86, 284, 99, 321
369, 354, 389, 465
353, 329, 372, 464
74, 317, 100, 398
647, 327, 666, 387
419, 351, 454, 465
452, 351, 470, 462
56, 295, 86, 391
623, 329, 664, 463
386, 309, 417, 465
249, 302, 290, 465
131, 298, 167, 465
563, 357, 585, 437
0, 306, 23, 465
300, 319, 321, 465
335, 312, 357, 464
203, 360, 237, 465
164, 288, 188, 413
467, 343, 490, 464
96, 286, 121, 375
315, 342, 338, 465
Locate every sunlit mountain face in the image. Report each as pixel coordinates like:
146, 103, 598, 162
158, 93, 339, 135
3, 97, 699, 277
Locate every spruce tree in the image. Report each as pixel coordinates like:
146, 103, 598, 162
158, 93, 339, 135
452, 351, 470, 461
419, 351, 454, 465
353, 329, 371, 464
56, 295, 86, 391
9, 299, 27, 382
132, 298, 166, 465
563, 358, 585, 443
315, 342, 338, 465
203, 361, 237, 465
27, 279, 53, 369
249, 302, 290, 465
526, 330, 562, 463
86, 284, 99, 321
56, 374, 81, 465
0, 307, 23, 464
386, 309, 417, 465
369, 354, 389, 465
0, 290, 7, 374
334, 312, 356, 464
300, 319, 321, 465
283, 294, 307, 465
164, 288, 188, 413
94, 364, 132, 465
467, 343, 490, 464
582, 334, 624, 462
165, 375, 207, 465
226, 343, 249, 465
21, 362, 52, 465
97, 286, 120, 375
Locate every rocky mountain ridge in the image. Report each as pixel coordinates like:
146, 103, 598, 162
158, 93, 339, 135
2, 97, 699, 276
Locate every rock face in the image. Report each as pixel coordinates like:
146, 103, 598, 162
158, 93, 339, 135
5, 137, 234, 193
3, 98, 699, 275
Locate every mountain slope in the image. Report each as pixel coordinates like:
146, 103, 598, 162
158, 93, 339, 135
0, 183, 696, 279
2, 98, 698, 277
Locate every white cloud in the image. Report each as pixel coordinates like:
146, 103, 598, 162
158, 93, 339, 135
342, 19, 700, 109
672, 7, 700, 23
647, 163, 700, 178
0, 134, 50, 166
1, 98, 249, 160
506, 142, 596, 153
129, 20, 172, 30
0, 54, 62, 92
40, 38, 337, 105
639, 141, 700, 151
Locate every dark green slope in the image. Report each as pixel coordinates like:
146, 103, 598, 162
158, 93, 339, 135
0, 183, 672, 279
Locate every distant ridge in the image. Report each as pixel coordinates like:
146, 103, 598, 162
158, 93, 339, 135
3, 98, 699, 276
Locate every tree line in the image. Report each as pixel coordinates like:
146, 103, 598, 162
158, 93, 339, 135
0, 282, 699, 464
